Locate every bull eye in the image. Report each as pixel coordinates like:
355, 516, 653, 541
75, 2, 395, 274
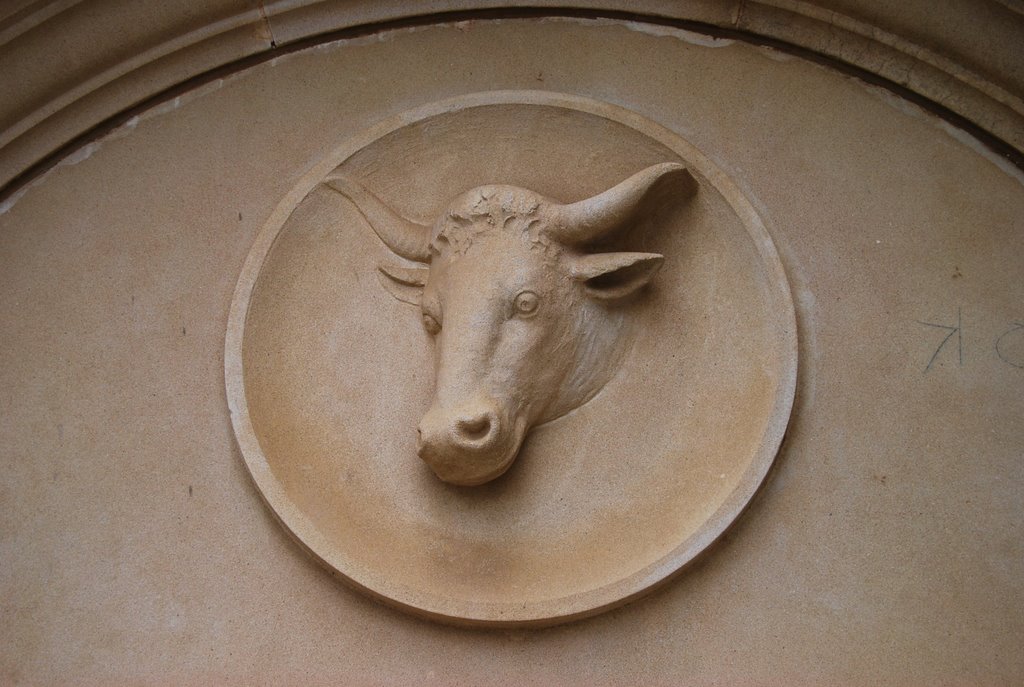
513, 290, 540, 318
422, 313, 441, 335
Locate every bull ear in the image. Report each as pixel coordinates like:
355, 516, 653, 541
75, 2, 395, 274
570, 252, 664, 300
378, 263, 428, 306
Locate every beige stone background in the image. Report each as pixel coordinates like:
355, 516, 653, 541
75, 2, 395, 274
1, 2, 1023, 685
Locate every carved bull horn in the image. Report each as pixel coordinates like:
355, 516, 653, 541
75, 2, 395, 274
548, 162, 694, 245
324, 174, 432, 263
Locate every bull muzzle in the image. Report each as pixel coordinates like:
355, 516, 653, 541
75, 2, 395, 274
416, 397, 525, 486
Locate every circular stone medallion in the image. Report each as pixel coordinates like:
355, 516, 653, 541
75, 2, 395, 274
226, 91, 797, 626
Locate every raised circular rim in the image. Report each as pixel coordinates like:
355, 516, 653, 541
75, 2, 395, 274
225, 90, 798, 627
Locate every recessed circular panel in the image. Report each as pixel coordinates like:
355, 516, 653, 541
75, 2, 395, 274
225, 91, 797, 626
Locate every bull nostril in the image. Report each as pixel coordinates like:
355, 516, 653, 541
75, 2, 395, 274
456, 414, 492, 442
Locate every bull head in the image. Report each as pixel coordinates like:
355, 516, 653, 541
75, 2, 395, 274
325, 163, 695, 486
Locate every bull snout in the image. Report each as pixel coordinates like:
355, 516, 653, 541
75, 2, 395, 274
416, 398, 522, 486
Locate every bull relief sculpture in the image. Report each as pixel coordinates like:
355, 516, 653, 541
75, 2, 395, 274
325, 163, 695, 486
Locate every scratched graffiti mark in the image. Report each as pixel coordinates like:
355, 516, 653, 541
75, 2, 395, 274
916, 308, 962, 372
914, 309, 1024, 373
995, 322, 1024, 369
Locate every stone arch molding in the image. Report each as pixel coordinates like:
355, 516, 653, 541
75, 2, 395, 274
1, 1, 1023, 197
225, 90, 798, 626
